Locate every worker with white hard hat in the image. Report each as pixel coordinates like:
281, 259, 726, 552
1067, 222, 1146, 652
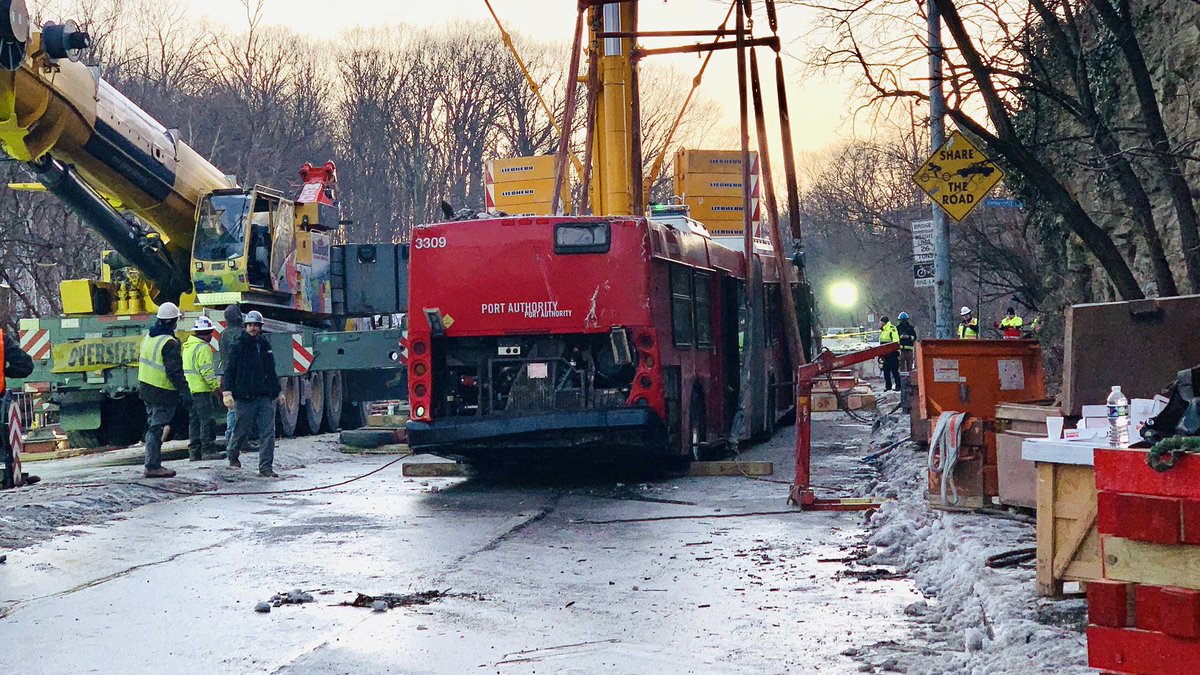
181, 315, 225, 462
222, 309, 284, 477
957, 306, 979, 339
137, 301, 190, 478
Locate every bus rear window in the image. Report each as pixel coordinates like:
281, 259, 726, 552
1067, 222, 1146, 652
554, 222, 610, 254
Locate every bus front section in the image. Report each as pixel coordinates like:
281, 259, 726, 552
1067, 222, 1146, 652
405, 217, 667, 461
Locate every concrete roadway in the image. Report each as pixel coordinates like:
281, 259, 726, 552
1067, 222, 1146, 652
0, 418, 919, 674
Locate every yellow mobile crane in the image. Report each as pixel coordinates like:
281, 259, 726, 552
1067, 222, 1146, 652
0, 1, 408, 446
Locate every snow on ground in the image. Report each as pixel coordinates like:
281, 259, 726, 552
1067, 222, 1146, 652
0, 434, 349, 551
2, 406, 1094, 673
850, 414, 1090, 674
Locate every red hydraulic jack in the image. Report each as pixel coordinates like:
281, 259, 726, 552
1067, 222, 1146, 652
789, 342, 900, 511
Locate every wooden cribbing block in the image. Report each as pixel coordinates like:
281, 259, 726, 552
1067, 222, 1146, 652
1139, 586, 1200, 639
1183, 500, 1200, 545
1095, 449, 1200, 499
1087, 580, 1130, 628
1135, 585, 1168, 632
366, 414, 409, 428
686, 461, 773, 477
1098, 492, 1182, 545
1088, 625, 1200, 675
1102, 536, 1200, 592
402, 462, 468, 478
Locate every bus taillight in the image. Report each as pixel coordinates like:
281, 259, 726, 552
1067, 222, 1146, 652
409, 337, 432, 421
626, 329, 665, 418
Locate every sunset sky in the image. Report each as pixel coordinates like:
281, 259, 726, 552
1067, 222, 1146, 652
189, 0, 862, 154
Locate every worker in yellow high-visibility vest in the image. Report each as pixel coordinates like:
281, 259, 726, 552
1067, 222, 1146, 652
998, 307, 1024, 339
182, 316, 224, 462
138, 302, 189, 478
879, 316, 901, 391
957, 306, 980, 339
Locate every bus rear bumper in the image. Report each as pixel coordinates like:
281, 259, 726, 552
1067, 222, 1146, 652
406, 408, 667, 455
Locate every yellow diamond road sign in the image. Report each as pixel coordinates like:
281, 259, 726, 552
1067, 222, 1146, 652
913, 131, 1005, 222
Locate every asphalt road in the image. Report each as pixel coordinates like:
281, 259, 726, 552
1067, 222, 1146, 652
0, 417, 919, 674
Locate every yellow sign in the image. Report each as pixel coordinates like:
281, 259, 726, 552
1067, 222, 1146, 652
913, 131, 1005, 221
51, 336, 143, 373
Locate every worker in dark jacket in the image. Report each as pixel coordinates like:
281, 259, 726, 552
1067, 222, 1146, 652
2, 329, 35, 488
222, 311, 283, 477
138, 302, 190, 478
219, 304, 244, 440
896, 311, 918, 373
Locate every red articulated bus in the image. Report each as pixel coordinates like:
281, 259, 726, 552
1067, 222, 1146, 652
405, 208, 804, 464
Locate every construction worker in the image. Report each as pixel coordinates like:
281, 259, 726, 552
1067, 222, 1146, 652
182, 316, 224, 461
219, 304, 244, 440
1, 329, 35, 489
223, 310, 284, 477
878, 316, 901, 391
997, 306, 1024, 339
957, 306, 980, 339
138, 302, 190, 478
896, 311, 917, 372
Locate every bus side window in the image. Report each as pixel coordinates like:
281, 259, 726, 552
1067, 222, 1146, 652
695, 270, 713, 349
670, 264, 695, 348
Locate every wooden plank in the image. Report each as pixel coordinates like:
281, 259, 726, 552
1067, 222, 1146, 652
1053, 498, 1097, 579
1102, 536, 1200, 591
340, 444, 411, 456
686, 461, 773, 477
366, 414, 409, 428
1095, 448, 1200, 499
1037, 463, 1058, 595
402, 462, 468, 478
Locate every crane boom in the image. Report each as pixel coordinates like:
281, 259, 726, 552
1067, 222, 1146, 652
0, 0, 231, 299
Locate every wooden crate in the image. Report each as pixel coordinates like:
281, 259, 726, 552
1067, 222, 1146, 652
995, 401, 1060, 435
1036, 461, 1101, 595
997, 430, 1038, 509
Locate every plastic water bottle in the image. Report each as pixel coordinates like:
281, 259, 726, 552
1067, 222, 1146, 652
1107, 386, 1129, 447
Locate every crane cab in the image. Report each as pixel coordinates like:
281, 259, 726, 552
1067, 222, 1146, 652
192, 185, 294, 299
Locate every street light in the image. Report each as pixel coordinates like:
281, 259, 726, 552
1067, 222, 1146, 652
828, 280, 859, 330
828, 281, 858, 309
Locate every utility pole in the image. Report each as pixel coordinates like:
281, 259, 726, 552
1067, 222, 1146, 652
928, 0, 952, 338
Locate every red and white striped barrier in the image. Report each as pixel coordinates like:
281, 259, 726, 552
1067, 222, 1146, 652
291, 334, 313, 375
18, 329, 50, 361
9, 400, 23, 487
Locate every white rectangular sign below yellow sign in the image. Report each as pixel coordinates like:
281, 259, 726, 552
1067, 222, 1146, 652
913, 131, 1005, 222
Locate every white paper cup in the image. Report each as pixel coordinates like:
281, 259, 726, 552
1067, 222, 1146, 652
1046, 416, 1064, 440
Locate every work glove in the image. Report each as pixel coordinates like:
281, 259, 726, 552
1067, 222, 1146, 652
223, 391, 235, 409
277, 393, 286, 406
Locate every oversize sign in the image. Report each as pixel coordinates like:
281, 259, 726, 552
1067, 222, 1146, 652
913, 131, 1005, 221
51, 336, 142, 373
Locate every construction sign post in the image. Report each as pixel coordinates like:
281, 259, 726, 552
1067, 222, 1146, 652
913, 131, 1005, 221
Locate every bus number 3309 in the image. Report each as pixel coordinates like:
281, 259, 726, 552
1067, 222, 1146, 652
413, 237, 448, 249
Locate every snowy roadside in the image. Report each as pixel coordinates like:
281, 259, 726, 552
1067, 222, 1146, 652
850, 416, 1090, 674
0, 434, 350, 552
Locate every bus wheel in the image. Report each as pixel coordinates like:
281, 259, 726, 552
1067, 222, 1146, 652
276, 377, 300, 437
689, 389, 708, 462
300, 372, 325, 435
322, 371, 344, 432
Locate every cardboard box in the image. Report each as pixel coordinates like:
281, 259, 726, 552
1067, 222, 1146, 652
997, 431, 1038, 508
